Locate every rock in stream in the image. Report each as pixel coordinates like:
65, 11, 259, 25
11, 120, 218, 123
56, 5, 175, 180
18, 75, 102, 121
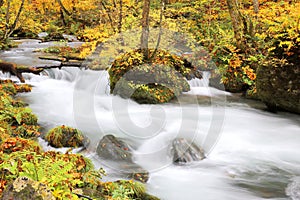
96, 134, 149, 183
172, 138, 206, 165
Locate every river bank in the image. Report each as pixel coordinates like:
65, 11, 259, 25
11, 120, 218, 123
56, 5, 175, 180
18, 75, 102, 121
0, 79, 159, 199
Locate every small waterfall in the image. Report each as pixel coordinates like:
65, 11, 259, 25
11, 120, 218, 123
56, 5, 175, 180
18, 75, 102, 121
18, 66, 300, 200
43, 67, 82, 82
188, 71, 210, 87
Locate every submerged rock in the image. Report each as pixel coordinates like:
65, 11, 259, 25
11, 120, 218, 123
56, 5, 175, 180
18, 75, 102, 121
172, 138, 205, 165
96, 134, 149, 182
1, 177, 54, 200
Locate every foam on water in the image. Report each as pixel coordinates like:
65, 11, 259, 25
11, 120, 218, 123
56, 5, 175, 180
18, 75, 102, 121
16, 68, 300, 200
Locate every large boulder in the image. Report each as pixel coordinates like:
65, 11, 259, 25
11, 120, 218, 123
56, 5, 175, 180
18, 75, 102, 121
256, 60, 300, 113
172, 138, 205, 165
1, 177, 54, 200
96, 134, 149, 182
108, 49, 202, 104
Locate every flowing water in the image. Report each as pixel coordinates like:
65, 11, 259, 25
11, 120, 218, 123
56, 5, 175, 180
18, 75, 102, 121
1, 40, 300, 200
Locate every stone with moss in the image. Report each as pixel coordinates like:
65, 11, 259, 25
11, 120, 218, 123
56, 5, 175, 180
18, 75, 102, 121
44, 125, 85, 148
257, 59, 300, 113
257, 33, 300, 113
108, 49, 202, 104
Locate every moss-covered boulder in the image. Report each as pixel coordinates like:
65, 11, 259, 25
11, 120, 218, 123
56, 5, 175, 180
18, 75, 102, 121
256, 60, 300, 113
1, 177, 54, 200
108, 49, 202, 104
257, 33, 300, 113
44, 125, 85, 148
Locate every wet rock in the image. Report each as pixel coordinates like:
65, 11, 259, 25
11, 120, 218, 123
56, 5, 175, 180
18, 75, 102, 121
172, 138, 205, 165
256, 60, 300, 114
1, 177, 54, 200
96, 134, 149, 182
97, 134, 132, 162
208, 70, 248, 92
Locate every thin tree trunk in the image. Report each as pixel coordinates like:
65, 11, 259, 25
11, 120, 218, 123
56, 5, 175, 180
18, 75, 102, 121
226, 0, 248, 52
101, 2, 116, 32
4, 0, 25, 39
252, 0, 259, 13
10, 0, 25, 32
5, 0, 11, 30
56, 0, 71, 16
60, 9, 67, 26
150, 0, 165, 60
118, 0, 123, 34
56, 0, 86, 24
140, 0, 151, 60
118, 0, 125, 47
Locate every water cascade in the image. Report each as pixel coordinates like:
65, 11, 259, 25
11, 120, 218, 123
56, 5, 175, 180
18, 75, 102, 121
1, 40, 300, 200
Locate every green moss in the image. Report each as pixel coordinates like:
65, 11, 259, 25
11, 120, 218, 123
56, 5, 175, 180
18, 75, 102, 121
109, 49, 200, 104
44, 125, 85, 148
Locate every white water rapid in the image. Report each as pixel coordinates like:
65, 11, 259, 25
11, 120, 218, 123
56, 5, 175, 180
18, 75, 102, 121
1, 39, 299, 200
13, 68, 299, 200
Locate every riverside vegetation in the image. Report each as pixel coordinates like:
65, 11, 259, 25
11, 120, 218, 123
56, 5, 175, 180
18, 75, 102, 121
0, 0, 299, 198
0, 80, 159, 199
1, 0, 298, 110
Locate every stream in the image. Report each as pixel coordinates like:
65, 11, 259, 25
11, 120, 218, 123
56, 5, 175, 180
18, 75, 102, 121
1, 40, 300, 200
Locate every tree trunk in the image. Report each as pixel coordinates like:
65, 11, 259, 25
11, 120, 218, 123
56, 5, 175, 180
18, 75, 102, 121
101, 2, 116, 32
56, 0, 85, 24
118, 0, 123, 34
3, 0, 25, 40
226, 0, 248, 52
60, 8, 67, 26
140, 0, 151, 60
150, 0, 165, 60
252, 0, 259, 13
56, 0, 71, 16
